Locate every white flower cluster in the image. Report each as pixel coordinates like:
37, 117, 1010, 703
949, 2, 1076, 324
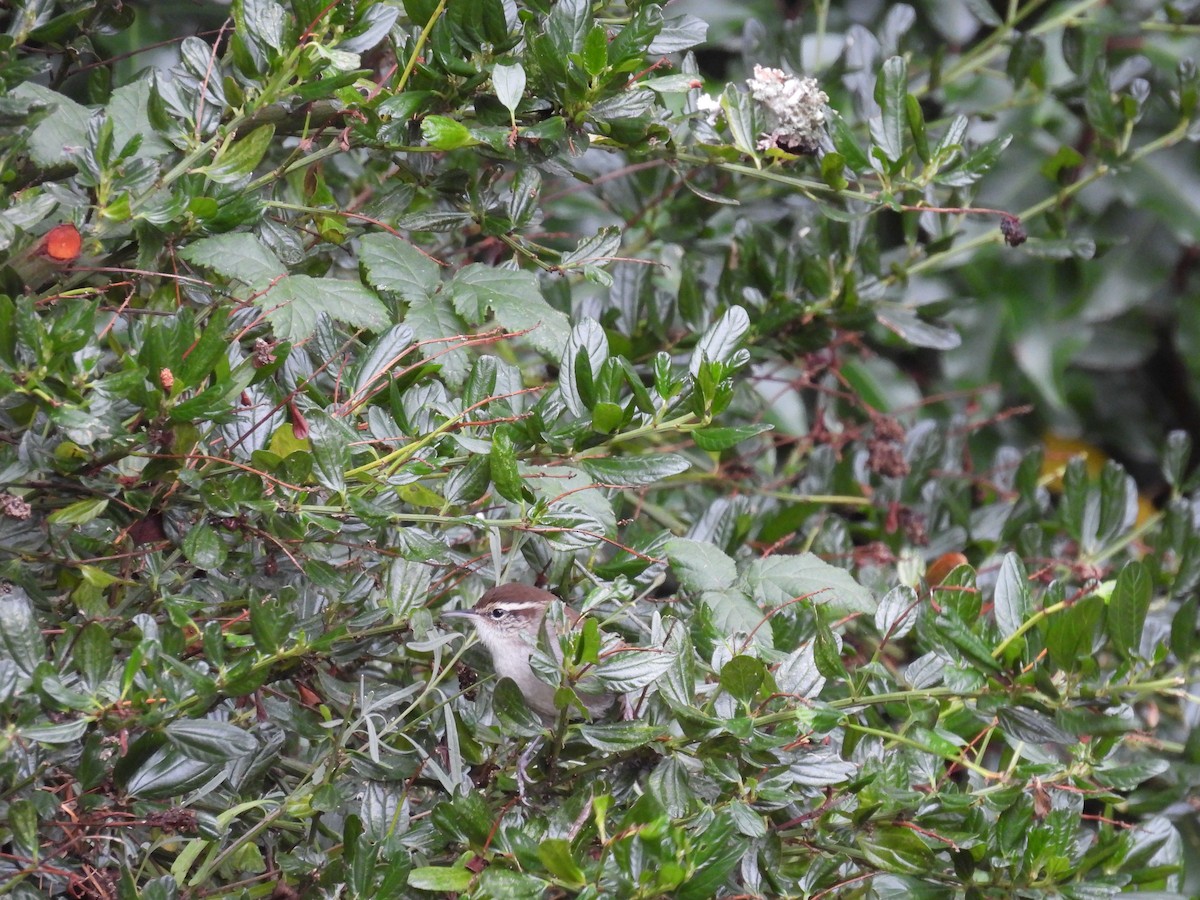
747, 64, 828, 154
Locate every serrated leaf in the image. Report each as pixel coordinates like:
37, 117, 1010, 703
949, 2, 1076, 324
258, 275, 389, 343
579, 453, 690, 487
1107, 560, 1152, 659
741, 553, 877, 616
576, 722, 666, 752
790, 746, 858, 786
75, 622, 115, 691
490, 426, 525, 503
179, 233, 286, 286
665, 538, 737, 592
592, 646, 675, 692
875, 584, 918, 639
352, 324, 414, 399
307, 407, 354, 494
718, 654, 766, 703
450, 264, 570, 357
359, 232, 440, 302
702, 588, 770, 648
858, 825, 935, 875
993, 552, 1031, 639
996, 706, 1072, 745
406, 291, 470, 387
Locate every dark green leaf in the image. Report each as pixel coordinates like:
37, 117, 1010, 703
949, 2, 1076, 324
182, 522, 227, 570
718, 655, 766, 703
1107, 560, 1152, 659
165, 719, 259, 763
0, 586, 45, 676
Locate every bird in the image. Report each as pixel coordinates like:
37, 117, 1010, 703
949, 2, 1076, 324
440, 582, 614, 721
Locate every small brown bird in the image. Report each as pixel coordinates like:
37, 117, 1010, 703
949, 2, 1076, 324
441, 582, 613, 721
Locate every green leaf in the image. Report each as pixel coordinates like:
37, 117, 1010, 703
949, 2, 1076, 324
75, 622, 114, 691
489, 426, 526, 503
11, 83, 90, 166
718, 655, 766, 703
48, 498, 109, 525
1170, 594, 1197, 662
421, 115, 479, 150
258, 275, 389, 343
720, 83, 760, 162
858, 825, 936, 875
873, 56, 907, 163
741, 553, 877, 616
689, 305, 749, 376
1107, 560, 1152, 659
875, 584, 918, 639
407, 867, 474, 892
579, 453, 690, 487
560, 317, 608, 417
304, 408, 350, 494
665, 538, 737, 592
577, 722, 667, 751
352, 324, 414, 399
359, 232, 440, 302
124, 746, 225, 799
202, 124, 274, 183
692, 424, 773, 452
537, 839, 585, 886
592, 646, 676, 692
827, 110, 871, 173
449, 264, 569, 357
182, 522, 227, 570
993, 552, 1030, 640
675, 814, 745, 900
591, 401, 624, 433
165, 719, 258, 763
492, 62, 525, 113
406, 291, 470, 387
1043, 590, 1103, 672
580, 25, 608, 76
546, 0, 590, 55
702, 589, 770, 648
905, 93, 929, 163
179, 233, 286, 286
0, 585, 45, 676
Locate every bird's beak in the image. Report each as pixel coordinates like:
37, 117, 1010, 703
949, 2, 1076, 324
439, 608, 478, 622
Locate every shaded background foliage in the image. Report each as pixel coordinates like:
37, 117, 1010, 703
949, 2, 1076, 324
1, 0, 1199, 897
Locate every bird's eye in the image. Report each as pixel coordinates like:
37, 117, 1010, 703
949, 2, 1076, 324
490, 608, 505, 619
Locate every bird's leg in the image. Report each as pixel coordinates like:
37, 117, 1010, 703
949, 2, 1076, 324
515, 734, 544, 803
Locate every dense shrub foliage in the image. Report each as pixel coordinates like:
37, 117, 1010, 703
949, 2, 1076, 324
2, 0, 1199, 896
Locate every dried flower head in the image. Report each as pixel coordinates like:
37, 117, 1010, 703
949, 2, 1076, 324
747, 65, 829, 154
0, 493, 31, 520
